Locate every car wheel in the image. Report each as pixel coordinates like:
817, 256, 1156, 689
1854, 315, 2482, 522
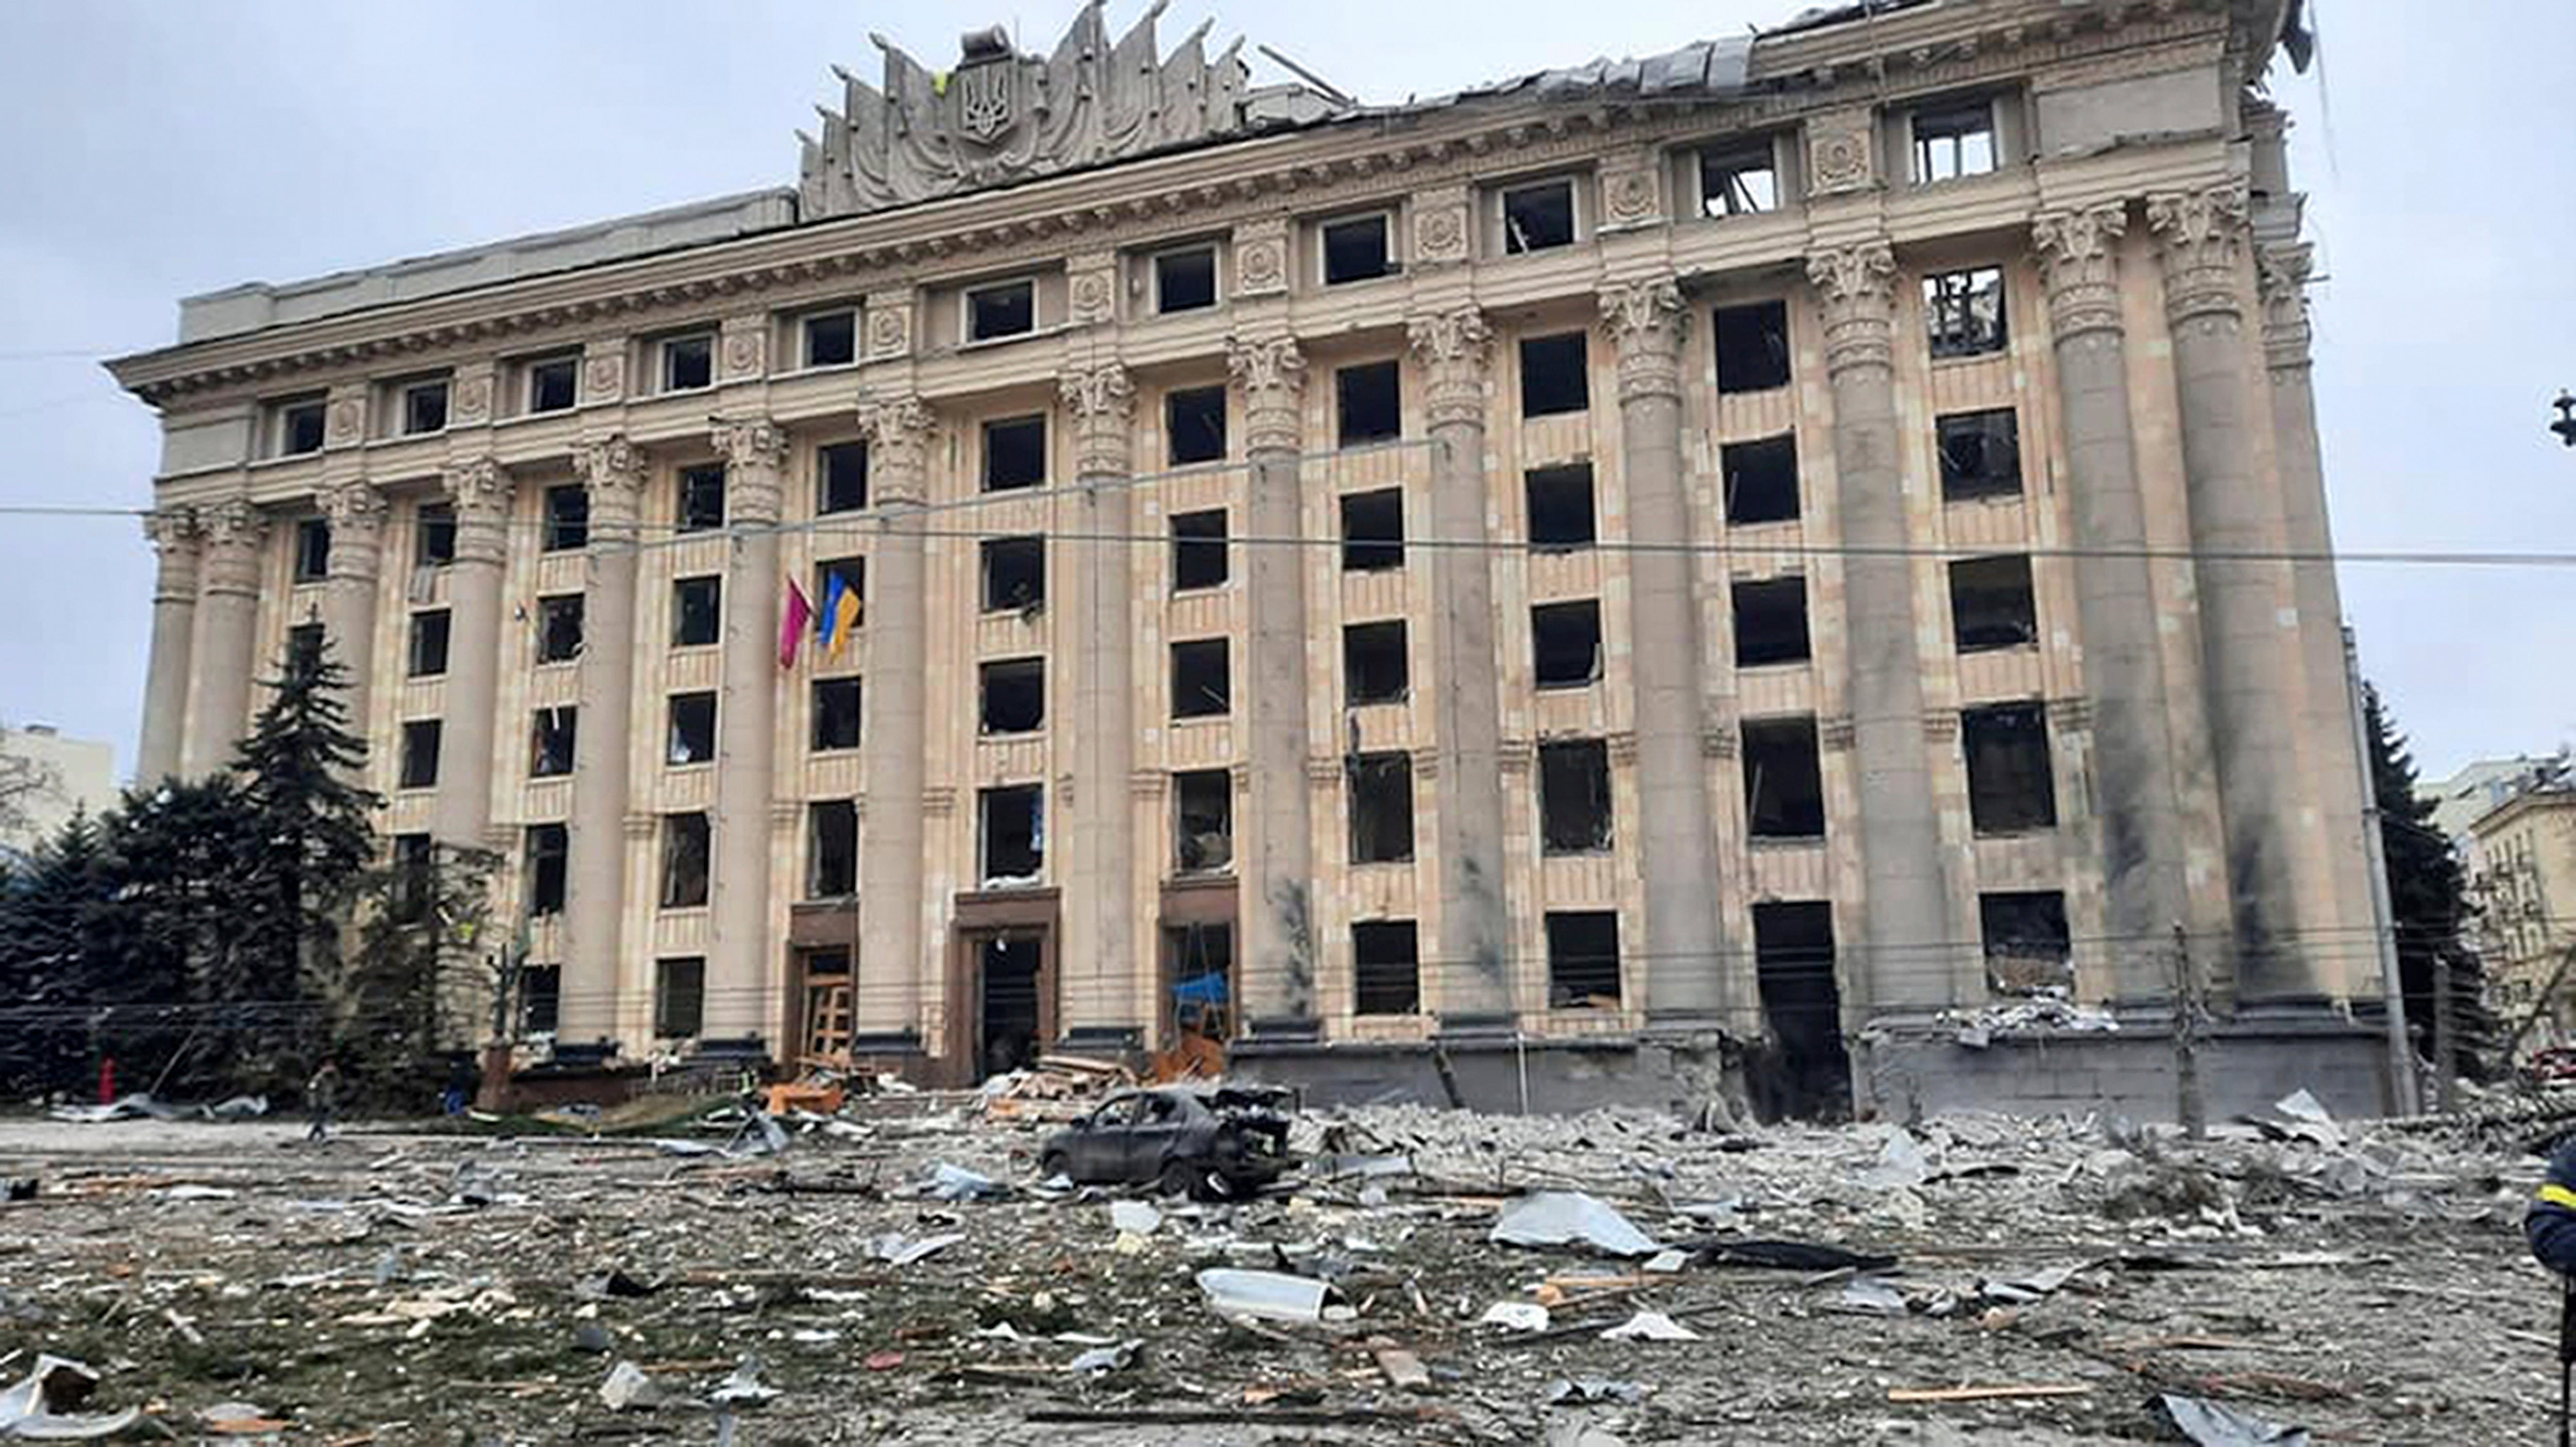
1040, 1150, 1070, 1181
1157, 1159, 1200, 1199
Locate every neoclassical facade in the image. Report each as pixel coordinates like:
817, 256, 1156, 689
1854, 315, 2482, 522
111, 0, 2390, 1112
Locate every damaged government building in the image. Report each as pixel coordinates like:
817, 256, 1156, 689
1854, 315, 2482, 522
108, 0, 2388, 1120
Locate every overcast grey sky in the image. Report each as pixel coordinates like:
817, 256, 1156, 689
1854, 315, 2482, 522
0, 1, 2566, 783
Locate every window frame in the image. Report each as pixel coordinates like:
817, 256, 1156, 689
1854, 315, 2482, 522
810, 677, 863, 753
407, 609, 451, 679
802, 307, 859, 369
543, 483, 590, 552
665, 691, 719, 768
1151, 244, 1220, 315
398, 377, 451, 437
1696, 139, 1780, 218
653, 955, 707, 1036
1911, 97, 1999, 184
963, 276, 1040, 345
1318, 210, 1398, 287
671, 575, 722, 650
675, 462, 728, 533
659, 331, 716, 394
1170, 509, 1229, 592
1498, 175, 1582, 256
817, 440, 869, 515
536, 592, 585, 664
398, 718, 443, 791
273, 396, 327, 457
291, 517, 331, 583
523, 353, 579, 415
529, 705, 578, 779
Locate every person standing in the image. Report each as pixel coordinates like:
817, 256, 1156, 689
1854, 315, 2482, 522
304, 1061, 342, 1143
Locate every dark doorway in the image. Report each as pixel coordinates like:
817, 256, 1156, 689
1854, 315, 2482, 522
974, 930, 1047, 1081
1749, 902, 1850, 1122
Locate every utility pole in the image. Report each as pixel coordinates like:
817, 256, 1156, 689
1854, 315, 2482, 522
2434, 937, 2459, 1113
2173, 923, 2205, 1139
2346, 626, 2418, 1114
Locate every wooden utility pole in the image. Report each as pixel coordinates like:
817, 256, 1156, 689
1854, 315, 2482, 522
2173, 923, 2205, 1139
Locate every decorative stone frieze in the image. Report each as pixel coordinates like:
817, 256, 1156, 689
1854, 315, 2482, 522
450, 366, 496, 427
1406, 308, 1490, 430
581, 348, 626, 407
1605, 731, 1641, 768
719, 319, 768, 382
2255, 240, 2314, 371
324, 392, 365, 449
1597, 277, 1686, 401
2146, 185, 2251, 324
1232, 217, 1289, 298
1806, 240, 1898, 374
865, 291, 915, 360
1225, 334, 1306, 453
2046, 696, 2094, 733
1598, 147, 1662, 230
1067, 250, 1118, 325
858, 397, 937, 504
1059, 362, 1136, 476
2031, 203, 2130, 341
1921, 710, 1959, 744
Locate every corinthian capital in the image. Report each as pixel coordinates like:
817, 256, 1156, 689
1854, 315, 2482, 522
2030, 203, 2130, 341
572, 433, 646, 534
1806, 240, 1897, 375
1597, 277, 1686, 401
1059, 362, 1136, 477
1405, 307, 1490, 431
442, 459, 515, 565
2146, 185, 2251, 324
711, 417, 789, 473
857, 396, 937, 503
318, 480, 387, 536
2255, 240, 2315, 371
144, 507, 202, 599
1225, 334, 1307, 455
197, 497, 267, 595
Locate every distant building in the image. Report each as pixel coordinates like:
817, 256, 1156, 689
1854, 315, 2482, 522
0, 724, 117, 858
2466, 785, 2576, 1045
2431, 755, 2565, 845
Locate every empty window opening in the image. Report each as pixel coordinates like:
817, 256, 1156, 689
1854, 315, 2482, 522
1925, 267, 2008, 359
811, 677, 862, 752
1699, 143, 1777, 217
1532, 599, 1604, 689
1519, 332, 1590, 417
1722, 433, 1800, 526
529, 706, 578, 778
525, 822, 568, 916
1715, 301, 1792, 393
293, 518, 330, 583
1347, 751, 1415, 865
666, 692, 717, 766
398, 719, 441, 790
662, 334, 714, 392
521, 964, 563, 1035
527, 355, 578, 414
1742, 716, 1825, 839
1538, 738, 1613, 854
808, 799, 857, 897
1526, 464, 1596, 551
984, 414, 1047, 491
979, 785, 1044, 883
1343, 620, 1410, 705
967, 279, 1037, 342
1980, 890, 2072, 996
1341, 489, 1405, 571
1937, 408, 2022, 500
677, 463, 727, 532
401, 379, 449, 436
654, 955, 706, 1036
1352, 920, 1421, 1016
544, 484, 589, 551
1170, 638, 1231, 719
537, 593, 584, 663
1174, 768, 1233, 874
980, 658, 1046, 735
278, 397, 326, 456
1166, 385, 1228, 465
1913, 99, 1997, 183
660, 814, 709, 908
286, 622, 324, 673
417, 503, 456, 567
1171, 509, 1228, 591
1547, 910, 1622, 1008
975, 931, 1044, 1078
804, 309, 857, 367
1321, 213, 1394, 285
388, 833, 434, 922
1950, 554, 2037, 653
408, 610, 450, 678
1337, 360, 1401, 446
818, 441, 869, 514
1502, 179, 1577, 254
1962, 701, 2057, 835
1750, 901, 1849, 1122
672, 575, 721, 648
1156, 247, 1218, 313
1732, 576, 1811, 667
981, 535, 1046, 614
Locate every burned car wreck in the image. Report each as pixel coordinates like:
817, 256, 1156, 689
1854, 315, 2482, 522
1037, 1086, 1293, 1199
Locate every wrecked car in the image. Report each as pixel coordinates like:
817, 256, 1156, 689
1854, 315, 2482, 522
1038, 1086, 1293, 1198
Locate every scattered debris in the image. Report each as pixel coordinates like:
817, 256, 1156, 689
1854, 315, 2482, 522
710, 1357, 778, 1407
925, 1163, 1009, 1202
1478, 1301, 1552, 1332
1600, 1309, 1702, 1341
1065, 1340, 1143, 1376
1544, 1377, 1648, 1406
868, 1232, 964, 1267
1887, 1383, 2092, 1403
1491, 1191, 1659, 1257
599, 1360, 662, 1411
2157, 1393, 2312, 1445
0, 1355, 139, 1440
1374, 1348, 1432, 1391
1198, 1269, 1331, 1323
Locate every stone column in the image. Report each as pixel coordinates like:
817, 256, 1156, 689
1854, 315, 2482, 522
856, 397, 936, 1041
1808, 241, 1955, 1008
183, 498, 266, 777
434, 458, 512, 851
707, 418, 788, 1041
1227, 334, 1319, 1034
1059, 362, 1139, 1041
1601, 278, 1732, 1024
317, 481, 387, 753
2032, 205, 2192, 1001
1408, 308, 1513, 1025
2148, 187, 2312, 1001
137, 507, 202, 784
564, 436, 646, 1044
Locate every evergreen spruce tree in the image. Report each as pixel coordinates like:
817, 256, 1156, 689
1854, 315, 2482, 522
0, 813, 110, 1091
96, 778, 260, 1095
2365, 682, 2499, 1079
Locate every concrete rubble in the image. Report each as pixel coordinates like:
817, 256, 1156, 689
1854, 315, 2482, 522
0, 1085, 2562, 1442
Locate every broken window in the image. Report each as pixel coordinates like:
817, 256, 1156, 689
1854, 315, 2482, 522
1714, 301, 1791, 393
408, 610, 450, 678
1347, 751, 1415, 864
1732, 576, 1811, 667
291, 518, 330, 583
808, 799, 857, 897
1341, 489, 1404, 571
654, 955, 706, 1036
1925, 267, 2008, 359
966, 279, 1037, 342
1913, 99, 1997, 183
659, 814, 709, 908
672, 575, 721, 648
980, 658, 1045, 735
1352, 920, 1421, 1016
1167, 385, 1228, 465
1547, 910, 1622, 1008
544, 484, 589, 551
818, 441, 869, 514
1337, 361, 1400, 446
1173, 768, 1233, 875
1531, 599, 1603, 689
1937, 408, 2021, 500
676, 463, 727, 532
417, 503, 456, 567
1742, 716, 1825, 839
811, 677, 862, 752
1980, 890, 2073, 995
1538, 738, 1613, 854
387, 833, 434, 922
1321, 213, 1394, 285
979, 784, 1044, 884
1170, 638, 1231, 720
276, 396, 326, 456
1501, 178, 1577, 254
814, 557, 865, 630
1156, 246, 1217, 313
1518, 332, 1590, 417
529, 706, 577, 778
1171, 509, 1228, 591
537, 593, 584, 664
1343, 620, 1410, 705
662, 333, 714, 393
1699, 142, 1777, 217
1962, 701, 2057, 835
401, 379, 449, 436
666, 692, 717, 766
1750, 901, 1849, 1121
1722, 433, 1800, 526
527, 355, 578, 414
804, 309, 857, 367
981, 535, 1045, 613
984, 414, 1047, 491
286, 623, 323, 672
1526, 464, 1596, 551
1950, 554, 2038, 653
524, 822, 568, 917
520, 964, 563, 1035
398, 719, 441, 790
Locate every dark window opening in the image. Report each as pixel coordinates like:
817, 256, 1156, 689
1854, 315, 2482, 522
408, 610, 450, 678
520, 964, 563, 1035
663, 334, 714, 392
1962, 701, 2057, 835
1699, 144, 1778, 217
654, 956, 706, 1036
980, 658, 1045, 735
1715, 301, 1792, 393
979, 785, 1044, 883
659, 814, 709, 908
525, 822, 568, 916
1341, 489, 1404, 571
1981, 890, 2073, 995
1950, 554, 2037, 653
1337, 361, 1400, 446
1353, 920, 1421, 1016
1547, 910, 1622, 1008
1156, 247, 1217, 313
1538, 738, 1613, 854
1343, 620, 1409, 705
815, 557, 865, 638
528, 356, 578, 414
1914, 100, 1997, 183
808, 800, 857, 897
1532, 599, 1603, 689
530, 706, 578, 778
292, 518, 330, 583
1502, 179, 1577, 254
279, 399, 326, 456
402, 381, 448, 436
286, 623, 323, 673
1750, 902, 1849, 1122
1348, 751, 1414, 865
666, 692, 717, 766
1167, 385, 1228, 465
417, 503, 456, 567
1322, 214, 1393, 285
1742, 716, 1824, 839
399, 719, 442, 790
388, 833, 434, 923
1733, 576, 1811, 667
672, 575, 721, 648
544, 484, 589, 551
980, 535, 1045, 614
1925, 267, 2009, 359
1174, 768, 1233, 875
676, 463, 727, 532
1170, 638, 1231, 719
1518, 332, 1590, 417
1526, 464, 1596, 551
967, 280, 1037, 342
818, 441, 869, 514
1171, 509, 1228, 591
537, 593, 584, 664
805, 310, 857, 367
1937, 408, 2022, 500
1722, 433, 1800, 526
984, 414, 1047, 491
811, 677, 862, 752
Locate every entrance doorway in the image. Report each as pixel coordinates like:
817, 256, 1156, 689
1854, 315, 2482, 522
1750, 901, 1851, 1121
973, 930, 1047, 1081
795, 948, 852, 1066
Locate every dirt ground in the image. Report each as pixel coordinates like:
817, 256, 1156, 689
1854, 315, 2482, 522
0, 1094, 2562, 1444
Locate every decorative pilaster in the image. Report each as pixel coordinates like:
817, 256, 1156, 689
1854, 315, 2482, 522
1059, 362, 1140, 1039
183, 498, 267, 777
2030, 204, 2129, 340
317, 481, 387, 763
434, 458, 513, 850
1405, 307, 1491, 429
2146, 186, 2252, 324
856, 397, 937, 1041
564, 434, 648, 1043
707, 417, 788, 1040
1598, 277, 1686, 400
2256, 241, 2316, 373
137, 507, 202, 783
1807, 240, 1899, 375
1225, 334, 1307, 455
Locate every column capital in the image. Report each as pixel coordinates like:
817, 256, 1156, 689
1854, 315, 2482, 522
1598, 277, 1687, 401
1806, 239, 1898, 375
858, 396, 937, 504
145, 507, 203, 600
2031, 203, 2131, 342
573, 433, 647, 532
318, 481, 387, 581
442, 458, 515, 566
1058, 361, 1136, 476
712, 417, 788, 524
2146, 184, 2251, 324
2255, 239, 2315, 371
197, 496, 267, 595
1225, 333, 1307, 455
1406, 307, 1491, 430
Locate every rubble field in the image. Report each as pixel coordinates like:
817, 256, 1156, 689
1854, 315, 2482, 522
0, 1086, 2564, 1444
